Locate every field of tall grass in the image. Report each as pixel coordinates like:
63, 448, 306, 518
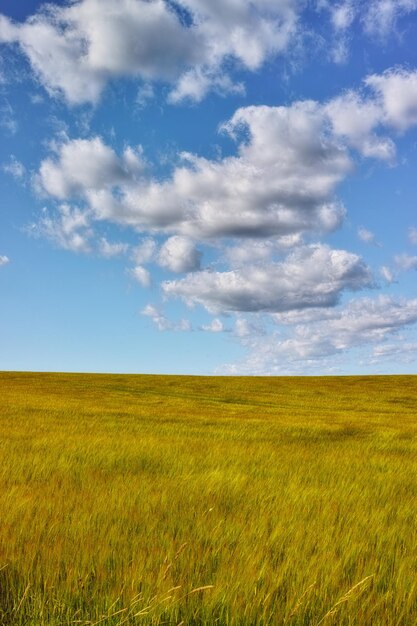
0, 372, 416, 625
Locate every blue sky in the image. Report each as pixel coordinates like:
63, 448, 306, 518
1, 0, 417, 375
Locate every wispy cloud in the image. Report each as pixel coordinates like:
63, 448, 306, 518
223, 296, 417, 374
3, 155, 25, 180
141, 303, 191, 331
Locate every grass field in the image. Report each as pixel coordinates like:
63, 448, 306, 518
0, 372, 416, 625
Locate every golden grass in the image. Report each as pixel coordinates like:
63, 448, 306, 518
0, 372, 416, 625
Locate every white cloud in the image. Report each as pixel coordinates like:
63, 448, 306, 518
29, 68, 417, 332
163, 244, 372, 313
168, 67, 245, 103
371, 341, 417, 362
141, 303, 191, 331
35, 68, 417, 245
317, 2, 417, 67
131, 238, 157, 265
408, 226, 417, 244
279, 295, 417, 354
380, 265, 395, 283
158, 235, 201, 273
129, 265, 151, 287
357, 226, 377, 244
234, 317, 265, 338
3, 155, 25, 180
0, 0, 299, 105
363, 0, 417, 37
136, 83, 155, 108
35, 204, 92, 253
365, 68, 417, 132
325, 90, 396, 160
225, 240, 276, 267
0, 255, 9, 266
37, 137, 143, 199
330, 2, 356, 30
36, 101, 352, 240
329, 37, 350, 65
224, 295, 417, 373
324, 68, 417, 158
201, 318, 225, 332
394, 253, 417, 271
0, 98, 17, 134
224, 236, 304, 268
98, 238, 129, 258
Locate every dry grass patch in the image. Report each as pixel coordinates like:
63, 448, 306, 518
0, 372, 416, 624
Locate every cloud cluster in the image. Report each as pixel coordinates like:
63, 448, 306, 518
0, 0, 298, 105
225, 296, 417, 373
34, 67, 417, 257
30, 66, 417, 338
163, 245, 372, 313
35, 101, 352, 241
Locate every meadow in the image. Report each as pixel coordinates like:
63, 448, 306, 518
0, 372, 416, 625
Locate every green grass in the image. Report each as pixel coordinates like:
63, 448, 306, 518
0, 372, 416, 625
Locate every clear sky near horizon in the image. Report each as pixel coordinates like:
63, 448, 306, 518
1, 0, 417, 375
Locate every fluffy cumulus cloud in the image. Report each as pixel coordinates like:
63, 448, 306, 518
34, 68, 417, 251
0, 0, 299, 105
163, 245, 372, 313
0, 255, 9, 266
365, 68, 417, 131
35, 102, 353, 240
224, 296, 417, 373
1, 0, 414, 106
158, 236, 201, 273
325, 91, 396, 160
37, 137, 145, 199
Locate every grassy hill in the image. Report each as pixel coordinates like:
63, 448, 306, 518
0, 372, 416, 625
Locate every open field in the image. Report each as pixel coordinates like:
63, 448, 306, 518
0, 372, 416, 625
